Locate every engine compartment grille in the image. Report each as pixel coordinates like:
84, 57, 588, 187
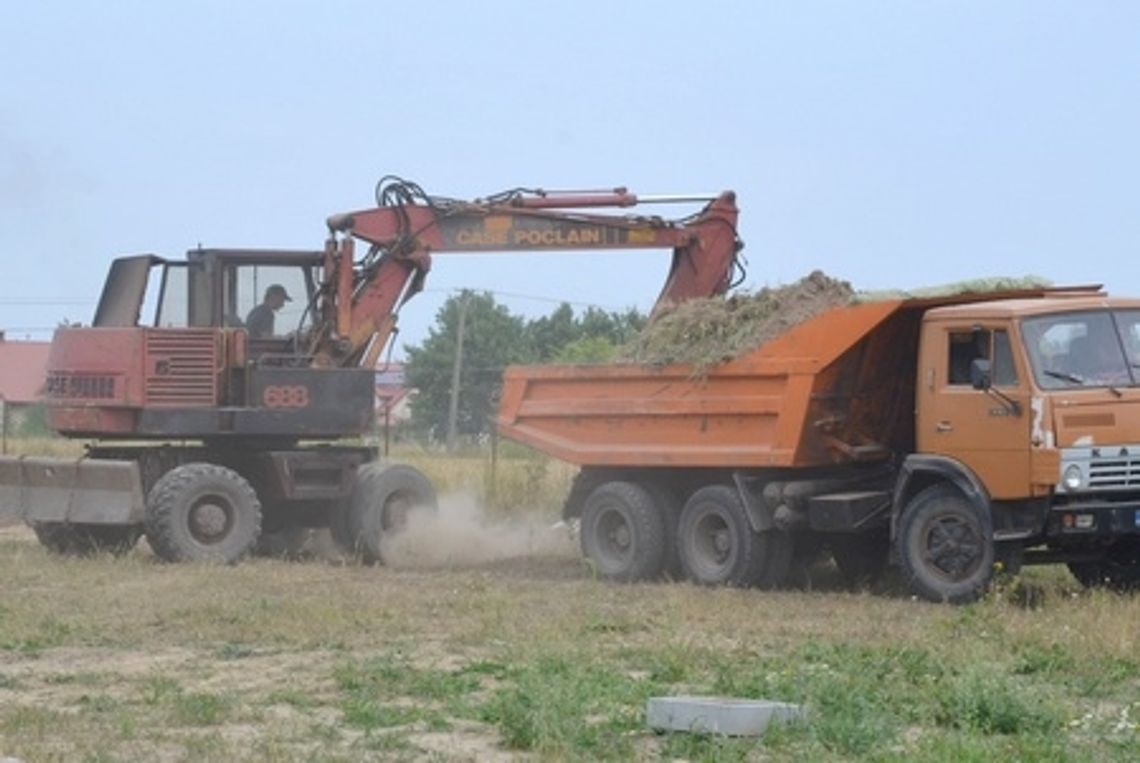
144, 330, 219, 406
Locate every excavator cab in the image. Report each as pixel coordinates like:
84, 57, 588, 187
45, 248, 375, 440
94, 249, 321, 337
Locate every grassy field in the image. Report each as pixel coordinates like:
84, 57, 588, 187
1, 443, 1138, 761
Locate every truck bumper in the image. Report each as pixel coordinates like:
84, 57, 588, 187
0, 456, 145, 525
1046, 499, 1140, 539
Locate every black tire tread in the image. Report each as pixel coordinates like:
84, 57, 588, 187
346, 462, 437, 564
580, 480, 667, 582
678, 484, 791, 589
897, 483, 993, 604
144, 463, 262, 564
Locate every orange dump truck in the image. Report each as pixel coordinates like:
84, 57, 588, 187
498, 286, 1140, 602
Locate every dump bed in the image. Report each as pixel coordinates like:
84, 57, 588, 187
497, 287, 1076, 469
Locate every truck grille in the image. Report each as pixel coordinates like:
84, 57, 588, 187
1088, 454, 1140, 489
144, 330, 218, 406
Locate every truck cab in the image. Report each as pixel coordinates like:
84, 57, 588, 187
904, 296, 1140, 597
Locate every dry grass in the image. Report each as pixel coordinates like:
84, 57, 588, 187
1, 442, 1138, 760
1, 436, 85, 458
1, 518, 1138, 761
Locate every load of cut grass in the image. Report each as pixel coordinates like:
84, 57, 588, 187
854, 275, 1052, 302
619, 272, 1053, 373
618, 270, 854, 372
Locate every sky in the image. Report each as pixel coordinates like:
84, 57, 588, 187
2, 2, 1139, 357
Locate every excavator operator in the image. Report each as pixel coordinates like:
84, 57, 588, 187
246, 284, 292, 338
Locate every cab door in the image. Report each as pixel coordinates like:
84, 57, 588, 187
916, 321, 1031, 499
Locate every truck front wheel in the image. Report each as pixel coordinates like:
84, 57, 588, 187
1067, 540, 1140, 592
897, 484, 993, 603
145, 463, 262, 564
677, 485, 791, 588
580, 481, 666, 582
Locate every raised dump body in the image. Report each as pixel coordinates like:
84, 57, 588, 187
499, 298, 914, 469
498, 285, 1140, 603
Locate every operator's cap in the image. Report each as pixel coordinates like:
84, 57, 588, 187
265, 284, 293, 302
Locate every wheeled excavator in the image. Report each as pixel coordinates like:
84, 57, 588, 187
0, 178, 742, 563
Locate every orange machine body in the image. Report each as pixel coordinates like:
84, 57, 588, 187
503, 289, 1034, 465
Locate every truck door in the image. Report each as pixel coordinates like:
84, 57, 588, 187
917, 323, 1031, 499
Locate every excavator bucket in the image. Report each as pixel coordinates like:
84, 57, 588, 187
0, 456, 145, 525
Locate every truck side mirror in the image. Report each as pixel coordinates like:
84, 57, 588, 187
970, 358, 992, 390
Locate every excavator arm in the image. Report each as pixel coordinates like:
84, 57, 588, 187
317, 179, 742, 366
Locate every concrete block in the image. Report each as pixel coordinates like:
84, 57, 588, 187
646, 696, 805, 737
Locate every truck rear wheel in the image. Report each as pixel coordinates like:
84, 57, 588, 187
580, 481, 666, 582
897, 484, 993, 603
346, 463, 437, 564
144, 463, 262, 564
677, 484, 791, 588
32, 522, 141, 557
1067, 540, 1140, 592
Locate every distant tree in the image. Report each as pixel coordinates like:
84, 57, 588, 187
524, 302, 578, 360
405, 291, 530, 441
404, 296, 648, 441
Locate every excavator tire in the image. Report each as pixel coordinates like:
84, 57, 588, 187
677, 484, 792, 588
345, 462, 437, 564
32, 522, 141, 557
580, 480, 666, 582
144, 463, 262, 564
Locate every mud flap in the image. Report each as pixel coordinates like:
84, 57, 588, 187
0, 456, 144, 525
733, 473, 774, 532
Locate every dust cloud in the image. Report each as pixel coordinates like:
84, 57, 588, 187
380, 492, 577, 569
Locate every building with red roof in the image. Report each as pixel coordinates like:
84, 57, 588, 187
0, 333, 51, 437
0, 334, 50, 404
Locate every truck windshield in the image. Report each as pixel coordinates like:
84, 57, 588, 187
1021, 310, 1136, 389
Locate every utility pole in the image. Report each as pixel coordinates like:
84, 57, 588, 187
445, 294, 469, 453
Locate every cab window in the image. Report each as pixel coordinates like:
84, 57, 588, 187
993, 330, 1018, 386
947, 328, 1018, 386
155, 264, 189, 328
1022, 311, 1132, 389
224, 265, 311, 337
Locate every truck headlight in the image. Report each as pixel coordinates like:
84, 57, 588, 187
1062, 464, 1083, 491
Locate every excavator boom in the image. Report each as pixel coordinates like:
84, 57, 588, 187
319, 179, 742, 366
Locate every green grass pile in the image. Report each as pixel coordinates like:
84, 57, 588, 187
619, 270, 854, 372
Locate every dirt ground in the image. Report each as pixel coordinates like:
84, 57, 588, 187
1, 521, 1138, 762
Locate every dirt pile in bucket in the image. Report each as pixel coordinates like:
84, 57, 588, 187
618, 270, 854, 373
